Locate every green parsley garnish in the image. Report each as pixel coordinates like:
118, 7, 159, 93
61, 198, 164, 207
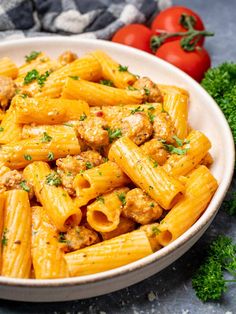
96, 196, 105, 203
37, 70, 50, 87
149, 185, 154, 190
48, 152, 54, 161
58, 232, 67, 243
24, 154, 32, 161
85, 161, 93, 169
152, 226, 160, 235
19, 180, 30, 192
46, 172, 62, 187
172, 135, 184, 146
130, 106, 144, 114
69, 75, 80, 80
127, 86, 138, 91
20, 93, 28, 99
144, 87, 150, 96
0, 127, 4, 132
153, 161, 158, 168
25, 51, 41, 62
161, 140, 189, 155
117, 192, 126, 206
192, 235, 236, 302
118, 64, 128, 72
148, 105, 155, 111
148, 111, 155, 123
103, 157, 109, 162
105, 127, 122, 143
100, 79, 114, 87
150, 202, 155, 208
23, 69, 39, 85
1, 229, 8, 246
41, 132, 52, 143
79, 113, 87, 121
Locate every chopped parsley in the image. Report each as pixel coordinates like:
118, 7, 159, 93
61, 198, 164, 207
117, 192, 126, 206
127, 86, 138, 91
105, 127, 122, 143
63, 123, 74, 127
1, 229, 8, 246
85, 161, 93, 169
0, 127, 4, 132
37, 70, 50, 87
79, 113, 87, 121
69, 75, 80, 80
100, 79, 114, 87
144, 87, 150, 96
58, 232, 67, 243
148, 111, 155, 123
96, 196, 105, 203
130, 106, 144, 114
46, 172, 62, 187
161, 139, 189, 155
25, 51, 41, 62
149, 185, 154, 190
41, 132, 52, 143
148, 105, 155, 111
103, 157, 109, 162
152, 226, 161, 235
172, 135, 184, 146
24, 154, 32, 161
19, 180, 30, 192
118, 64, 128, 72
23, 69, 39, 85
48, 152, 54, 161
150, 202, 155, 208
153, 161, 158, 168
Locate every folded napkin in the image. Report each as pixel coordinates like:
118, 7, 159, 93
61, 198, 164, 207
0, 0, 171, 41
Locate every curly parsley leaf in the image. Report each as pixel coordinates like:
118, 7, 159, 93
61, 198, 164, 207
46, 172, 62, 187
25, 51, 41, 62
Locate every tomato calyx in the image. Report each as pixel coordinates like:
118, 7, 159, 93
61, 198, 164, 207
151, 13, 214, 53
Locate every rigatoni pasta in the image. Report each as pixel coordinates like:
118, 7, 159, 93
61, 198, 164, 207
0, 49, 218, 279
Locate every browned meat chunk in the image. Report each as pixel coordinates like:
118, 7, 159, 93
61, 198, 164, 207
58, 51, 78, 66
0, 170, 33, 198
64, 226, 100, 252
133, 77, 163, 103
123, 188, 163, 225
121, 112, 153, 145
56, 150, 103, 196
153, 112, 175, 143
0, 76, 16, 109
140, 139, 168, 165
77, 117, 109, 148
100, 216, 136, 240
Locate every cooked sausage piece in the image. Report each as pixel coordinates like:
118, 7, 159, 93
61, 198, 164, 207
140, 139, 168, 165
77, 117, 109, 149
121, 112, 153, 145
56, 150, 103, 196
0, 76, 16, 109
0, 170, 33, 198
153, 112, 175, 143
123, 188, 163, 225
58, 50, 78, 66
64, 226, 100, 252
132, 77, 163, 103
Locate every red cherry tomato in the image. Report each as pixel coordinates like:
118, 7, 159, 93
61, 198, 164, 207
112, 24, 152, 53
155, 40, 211, 82
151, 6, 205, 45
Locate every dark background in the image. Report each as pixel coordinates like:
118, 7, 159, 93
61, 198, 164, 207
0, 0, 236, 313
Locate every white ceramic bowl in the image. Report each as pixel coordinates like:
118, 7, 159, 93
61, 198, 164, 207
0, 37, 234, 302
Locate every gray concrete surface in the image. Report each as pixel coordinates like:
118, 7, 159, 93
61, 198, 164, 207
0, 0, 235, 313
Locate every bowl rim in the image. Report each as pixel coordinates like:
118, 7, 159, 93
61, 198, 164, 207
0, 36, 235, 287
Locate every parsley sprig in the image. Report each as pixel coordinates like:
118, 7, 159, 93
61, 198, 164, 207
25, 51, 41, 62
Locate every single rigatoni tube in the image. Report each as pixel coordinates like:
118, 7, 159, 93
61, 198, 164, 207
61, 77, 143, 106
91, 50, 137, 88
156, 166, 218, 246
108, 137, 184, 210
74, 161, 130, 207
0, 104, 22, 144
1, 190, 31, 278
162, 130, 211, 177
36, 55, 102, 98
14, 96, 89, 125
87, 187, 129, 232
0, 193, 5, 272
0, 128, 81, 169
32, 206, 69, 279
0, 57, 18, 79
65, 230, 153, 276
22, 124, 76, 139
23, 162, 81, 231
100, 216, 136, 241
163, 93, 189, 139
